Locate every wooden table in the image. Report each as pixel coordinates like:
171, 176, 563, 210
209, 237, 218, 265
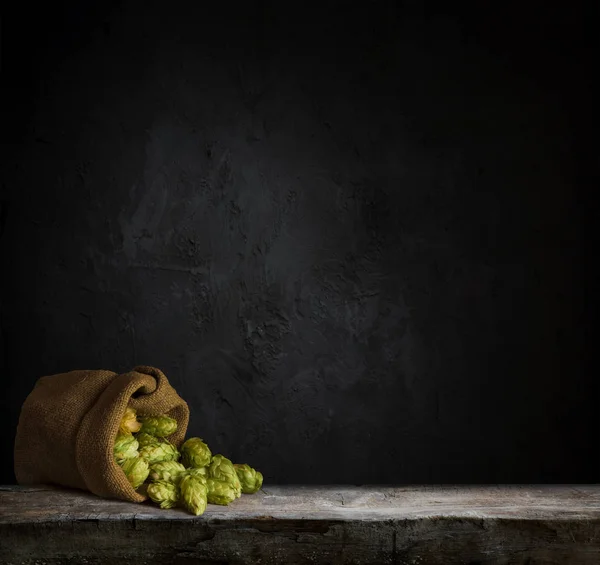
1, 484, 599, 564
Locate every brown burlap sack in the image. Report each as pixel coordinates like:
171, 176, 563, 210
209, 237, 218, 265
14, 365, 189, 503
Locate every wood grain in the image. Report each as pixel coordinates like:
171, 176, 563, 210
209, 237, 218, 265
1, 485, 599, 564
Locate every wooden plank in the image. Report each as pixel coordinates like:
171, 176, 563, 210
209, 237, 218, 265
1, 485, 599, 564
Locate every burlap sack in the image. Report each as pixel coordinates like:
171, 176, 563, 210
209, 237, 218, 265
14, 365, 189, 503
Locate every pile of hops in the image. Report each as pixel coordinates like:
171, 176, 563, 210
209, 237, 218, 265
114, 406, 263, 516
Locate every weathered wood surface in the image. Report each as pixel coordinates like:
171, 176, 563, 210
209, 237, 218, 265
1, 484, 599, 564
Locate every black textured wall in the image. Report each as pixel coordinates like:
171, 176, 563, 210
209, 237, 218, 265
0, 2, 593, 485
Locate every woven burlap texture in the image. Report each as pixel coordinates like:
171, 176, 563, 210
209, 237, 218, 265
14, 365, 190, 503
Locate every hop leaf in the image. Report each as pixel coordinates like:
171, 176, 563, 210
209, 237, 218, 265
180, 474, 208, 516
233, 464, 263, 494
181, 437, 212, 469
136, 432, 161, 448
119, 406, 142, 434
206, 478, 237, 506
147, 480, 180, 509
208, 454, 242, 498
114, 432, 139, 464
139, 415, 178, 438
149, 461, 186, 484
139, 440, 180, 465
120, 457, 150, 489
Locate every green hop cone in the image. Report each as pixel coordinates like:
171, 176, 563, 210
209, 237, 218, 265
180, 437, 212, 468
114, 432, 139, 464
208, 454, 242, 498
139, 440, 180, 465
184, 467, 208, 485
233, 464, 263, 494
180, 474, 208, 516
120, 456, 150, 489
206, 478, 237, 506
136, 432, 160, 448
139, 415, 178, 438
149, 461, 186, 484
147, 480, 180, 509
119, 406, 142, 434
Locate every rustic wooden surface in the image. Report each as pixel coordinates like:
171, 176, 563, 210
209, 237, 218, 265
1, 484, 599, 564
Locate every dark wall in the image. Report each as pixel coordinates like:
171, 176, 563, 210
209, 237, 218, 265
0, 1, 593, 485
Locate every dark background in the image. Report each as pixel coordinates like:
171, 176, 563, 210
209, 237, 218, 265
0, 1, 594, 485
